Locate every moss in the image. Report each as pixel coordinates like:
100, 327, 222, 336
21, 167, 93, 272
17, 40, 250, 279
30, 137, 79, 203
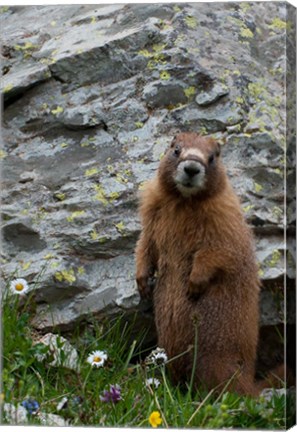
98, 236, 108, 244
135, 121, 144, 129
60, 142, 68, 148
67, 210, 86, 222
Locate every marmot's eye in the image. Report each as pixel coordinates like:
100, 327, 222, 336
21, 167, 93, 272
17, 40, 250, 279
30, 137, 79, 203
174, 145, 181, 156
208, 154, 215, 164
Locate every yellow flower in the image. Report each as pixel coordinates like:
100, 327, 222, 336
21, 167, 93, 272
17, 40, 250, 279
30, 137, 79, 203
149, 411, 162, 428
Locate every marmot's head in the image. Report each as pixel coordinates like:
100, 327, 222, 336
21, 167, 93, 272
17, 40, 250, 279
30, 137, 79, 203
158, 132, 226, 199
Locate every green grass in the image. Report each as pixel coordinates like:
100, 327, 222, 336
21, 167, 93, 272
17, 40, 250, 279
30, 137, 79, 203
1, 274, 295, 428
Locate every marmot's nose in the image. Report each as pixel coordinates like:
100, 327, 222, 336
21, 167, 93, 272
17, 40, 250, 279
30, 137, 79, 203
184, 162, 201, 177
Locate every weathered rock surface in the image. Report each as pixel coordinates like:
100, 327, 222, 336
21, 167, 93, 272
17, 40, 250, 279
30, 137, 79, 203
1, 3, 295, 340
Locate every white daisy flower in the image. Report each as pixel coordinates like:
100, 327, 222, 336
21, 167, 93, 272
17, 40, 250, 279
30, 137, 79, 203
86, 350, 107, 367
145, 347, 168, 366
10, 278, 29, 295
145, 378, 161, 389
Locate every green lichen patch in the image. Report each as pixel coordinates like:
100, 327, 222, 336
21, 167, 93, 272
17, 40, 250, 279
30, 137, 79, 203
115, 221, 125, 234
240, 28, 254, 38
184, 86, 196, 99
54, 192, 66, 201
0, 149, 7, 159
242, 204, 255, 213
67, 210, 86, 222
93, 184, 108, 206
134, 121, 144, 129
267, 250, 282, 268
160, 71, 171, 81
22, 261, 32, 271
185, 15, 198, 29
3, 84, 13, 93
55, 268, 76, 284
85, 167, 99, 177
268, 17, 287, 30
51, 106, 64, 116
254, 182, 263, 193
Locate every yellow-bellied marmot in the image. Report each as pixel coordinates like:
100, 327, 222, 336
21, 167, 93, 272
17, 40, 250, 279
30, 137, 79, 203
136, 132, 270, 395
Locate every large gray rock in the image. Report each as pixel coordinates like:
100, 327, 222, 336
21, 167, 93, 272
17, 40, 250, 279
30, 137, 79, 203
1, 3, 295, 337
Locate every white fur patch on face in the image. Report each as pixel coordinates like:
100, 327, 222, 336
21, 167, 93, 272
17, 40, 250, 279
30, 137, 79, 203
174, 161, 206, 197
182, 148, 206, 163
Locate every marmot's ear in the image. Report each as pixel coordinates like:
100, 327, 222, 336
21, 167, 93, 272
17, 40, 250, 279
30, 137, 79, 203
216, 137, 226, 156
216, 142, 221, 156
170, 131, 180, 148
172, 129, 181, 141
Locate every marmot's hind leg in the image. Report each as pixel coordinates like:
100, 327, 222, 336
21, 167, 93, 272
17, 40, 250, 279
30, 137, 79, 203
195, 354, 258, 396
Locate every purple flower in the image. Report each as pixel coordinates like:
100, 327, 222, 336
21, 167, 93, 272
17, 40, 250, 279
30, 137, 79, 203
100, 384, 122, 404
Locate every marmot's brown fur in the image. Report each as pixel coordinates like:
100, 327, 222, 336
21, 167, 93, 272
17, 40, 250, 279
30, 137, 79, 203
135, 132, 282, 396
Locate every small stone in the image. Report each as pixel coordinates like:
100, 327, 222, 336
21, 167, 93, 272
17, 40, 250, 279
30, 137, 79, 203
35, 333, 80, 372
38, 412, 69, 427
3, 403, 28, 424
195, 83, 229, 106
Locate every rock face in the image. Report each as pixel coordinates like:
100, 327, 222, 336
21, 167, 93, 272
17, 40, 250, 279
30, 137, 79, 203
1, 2, 295, 356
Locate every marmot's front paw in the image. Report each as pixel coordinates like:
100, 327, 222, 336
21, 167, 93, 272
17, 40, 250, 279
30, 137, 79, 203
137, 275, 156, 299
187, 279, 208, 301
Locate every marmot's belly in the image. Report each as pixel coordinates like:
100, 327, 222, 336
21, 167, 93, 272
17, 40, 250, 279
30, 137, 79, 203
152, 271, 256, 361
